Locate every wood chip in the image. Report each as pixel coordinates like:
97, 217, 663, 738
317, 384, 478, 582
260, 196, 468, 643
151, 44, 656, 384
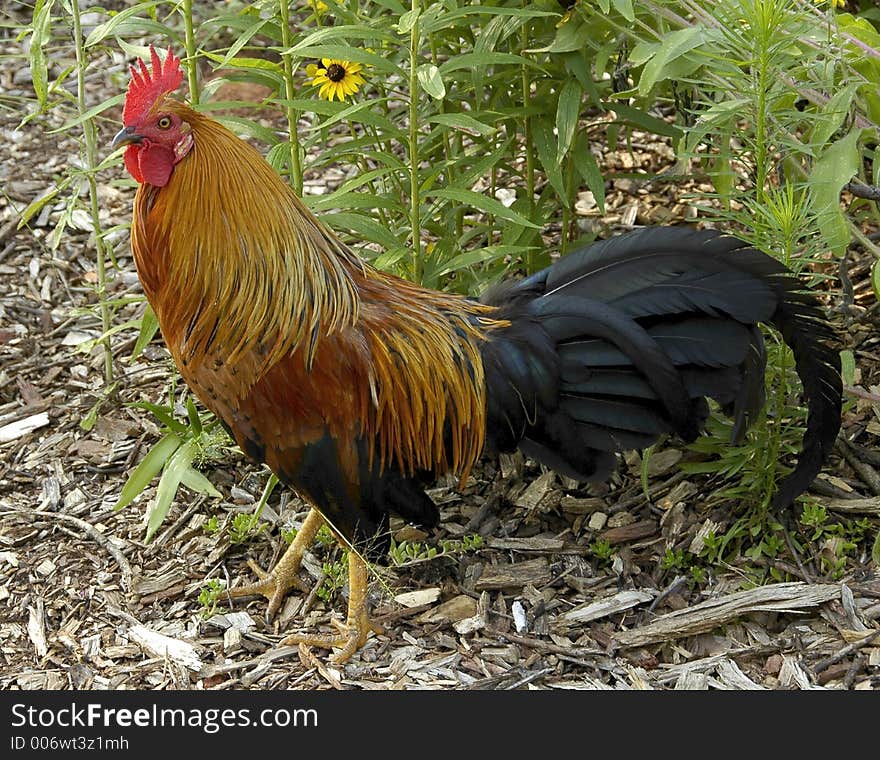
127, 624, 203, 672
394, 587, 441, 608
614, 582, 840, 647
474, 558, 551, 590
416, 594, 478, 624
560, 589, 655, 625
0, 411, 49, 442
27, 601, 48, 658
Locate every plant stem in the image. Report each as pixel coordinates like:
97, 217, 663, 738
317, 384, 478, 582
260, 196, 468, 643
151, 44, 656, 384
408, 0, 423, 282
279, 0, 303, 193
181, 0, 199, 105
520, 18, 535, 272
69, 1, 113, 388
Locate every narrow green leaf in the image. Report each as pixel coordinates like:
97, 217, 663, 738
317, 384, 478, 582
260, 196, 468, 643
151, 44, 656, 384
115, 433, 182, 511
610, 102, 683, 139
417, 64, 446, 100
839, 350, 856, 387
185, 397, 202, 437
811, 128, 862, 257
180, 467, 222, 499
572, 131, 606, 214
135, 401, 188, 435
439, 52, 544, 76
431, 246, 526, 279
288, 24, 397, 50
611, 0, 635, 22
146, 439, 198, 542
51, 93, 125, 135
637, 27, 705, 96
555, 80, 582, 164
427, 113, 496, 137
29, 0, 54, 109
130, 304, 159, 361
426, 188, 542, 229
84, 2, 160, 47
811, 83, 859, 148
532, 119, 567, 201
397, 9, 420, 35
321, 212, 404, 250
201, 50, 282, 74
287, 45, 403, 76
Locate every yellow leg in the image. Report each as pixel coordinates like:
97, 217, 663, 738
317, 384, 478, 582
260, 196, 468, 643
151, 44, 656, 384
280, 549, 384, 664
227, 507, 325, 619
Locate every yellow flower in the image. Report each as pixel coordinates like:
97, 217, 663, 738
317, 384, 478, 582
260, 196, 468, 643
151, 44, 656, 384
308, 58, 366, 102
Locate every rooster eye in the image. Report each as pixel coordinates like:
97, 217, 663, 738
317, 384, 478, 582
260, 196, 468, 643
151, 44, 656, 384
157, 116, 172, 129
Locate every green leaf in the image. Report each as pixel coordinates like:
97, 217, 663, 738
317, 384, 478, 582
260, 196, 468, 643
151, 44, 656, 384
430, 246, 528, 279
84, 2, 160, 47
572, 131, 606, 214
423, 5, 556, 34
201, 50, 282, 75
532, 119, 567, 201
872, 529, 880, 568
426, 188, 542, 229
397, 8, 420, 35
321, 212, 404, 250
185, 396, 202, 437
839, 350, 856, 387
287, 45, 403, 76
811, 83, 860, 148
439, 52, 544, 76
29, 0, 54, 110
555, 80, 582, 164
811, 128, 862, 257
130, 304, 160, 361
611, 0, 635, 22
871, 258, 880, 302
610, 102, 683, 140
115, 433, 182, 511
48, 93, 125, 135
426, 113, 496, 136
146, 439, 198, 542
417, 64, 446, 100
288, 24, 397, 50
637, 27, 705, 96
179, 467, 222, 499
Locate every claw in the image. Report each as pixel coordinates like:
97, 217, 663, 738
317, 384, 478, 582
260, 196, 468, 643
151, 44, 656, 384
279, 550, 382, 664
226, 508, 324, 620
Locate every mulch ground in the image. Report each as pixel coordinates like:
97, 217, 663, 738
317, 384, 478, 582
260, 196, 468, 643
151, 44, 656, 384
1, 27, 879, 691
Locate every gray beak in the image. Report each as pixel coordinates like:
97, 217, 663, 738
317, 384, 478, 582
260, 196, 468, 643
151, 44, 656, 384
111, 125, 143, 150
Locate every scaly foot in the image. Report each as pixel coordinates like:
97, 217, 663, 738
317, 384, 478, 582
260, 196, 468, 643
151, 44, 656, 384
280, 550, 382, 664
227, 507, 324, 619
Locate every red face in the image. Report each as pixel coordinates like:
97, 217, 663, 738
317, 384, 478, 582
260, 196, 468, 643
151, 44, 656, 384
112, 109, 193, 187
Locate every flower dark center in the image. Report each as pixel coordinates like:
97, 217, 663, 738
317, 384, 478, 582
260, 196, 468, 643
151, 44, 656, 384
327, 64, 346, 82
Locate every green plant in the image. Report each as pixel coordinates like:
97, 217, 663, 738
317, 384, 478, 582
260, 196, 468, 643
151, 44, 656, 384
589, 538, 615, 566
388, 532, 484, 567
198, 578, 226, 618
316, 554, 348, 603
114, 390, 227, 542
228, 512, 267, 544
203, 515, 222, 535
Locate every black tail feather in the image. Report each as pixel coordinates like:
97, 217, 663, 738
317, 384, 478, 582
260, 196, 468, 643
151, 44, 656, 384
481, 226, 841, 510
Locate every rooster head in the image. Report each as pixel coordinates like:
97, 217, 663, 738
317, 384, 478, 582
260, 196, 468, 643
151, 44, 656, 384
112, 46, 193, 187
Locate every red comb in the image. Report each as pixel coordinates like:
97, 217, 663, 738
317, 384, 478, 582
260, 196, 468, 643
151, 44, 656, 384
122, 45, 183, 124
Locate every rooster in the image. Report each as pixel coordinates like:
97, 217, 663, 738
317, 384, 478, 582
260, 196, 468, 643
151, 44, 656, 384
112, 47, 842, 662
